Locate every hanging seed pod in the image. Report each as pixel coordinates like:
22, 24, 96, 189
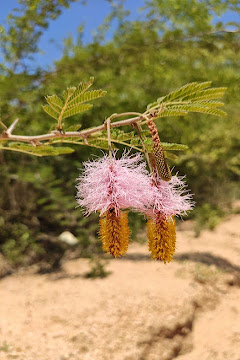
147, 118, 172, 181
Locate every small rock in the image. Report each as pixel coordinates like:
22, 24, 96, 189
58, 231, 78, 246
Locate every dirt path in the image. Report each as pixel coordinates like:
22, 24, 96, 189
0, 215, 240, 360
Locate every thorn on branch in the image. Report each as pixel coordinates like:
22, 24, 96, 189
83, 136, 89, 145
30, 140, 42, 146
6, 118, 19, 135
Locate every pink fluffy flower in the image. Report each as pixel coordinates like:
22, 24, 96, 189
145, 174, 194, 218
76, 153, 151, 216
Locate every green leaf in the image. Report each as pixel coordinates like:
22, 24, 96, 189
142, 139, 188, 152
130, 138, 141, 146
43, 78, 106, 124
161, 142, 188, 151
105, 129, 136, 141
65, 124, 82, 131
62, 78, 94, 102
168, 104, 227, 117
197, 100, 224, 108
42, 105, 59, 120
159, 109, 188, 117
183, 88, 226, 102
47, 146, 75, 155
5, 143, 74, 156
148, 83, 227, 120
147, 101, 158, 110
159, 82, 212, 103
72, 77, 94, 97
50, 138, 116, 151
50, 138, 82, 144
62, 104, 93, 119
164, 151, 178, 161
147, 83, 227, 120
45, 94, 63, 110
63, 86, 77, 100
67, 89, 107, 107
87, 138, 117, 150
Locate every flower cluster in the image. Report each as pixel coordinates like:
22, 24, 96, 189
76, 153, 150, 216
76, 153, 193, 261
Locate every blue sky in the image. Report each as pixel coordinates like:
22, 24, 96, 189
0, 0, 146, 68
0, 0, 239, 69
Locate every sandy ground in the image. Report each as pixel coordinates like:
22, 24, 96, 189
0, 215, 240, 360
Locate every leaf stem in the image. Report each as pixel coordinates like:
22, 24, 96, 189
133, 122, 152, 171
58, 94, 71, 131
106, 116, 112, 158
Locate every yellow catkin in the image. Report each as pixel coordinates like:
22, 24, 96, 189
147, 216, 176, 263
99, 210, 130, 258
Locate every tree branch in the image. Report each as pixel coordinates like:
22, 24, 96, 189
0, 113, 148, 144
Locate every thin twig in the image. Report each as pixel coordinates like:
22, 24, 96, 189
132, 122, 152, 171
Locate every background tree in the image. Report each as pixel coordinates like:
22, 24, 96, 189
0, 0, 239, 268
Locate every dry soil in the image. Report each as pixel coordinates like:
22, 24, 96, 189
0, 215, 240, 360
